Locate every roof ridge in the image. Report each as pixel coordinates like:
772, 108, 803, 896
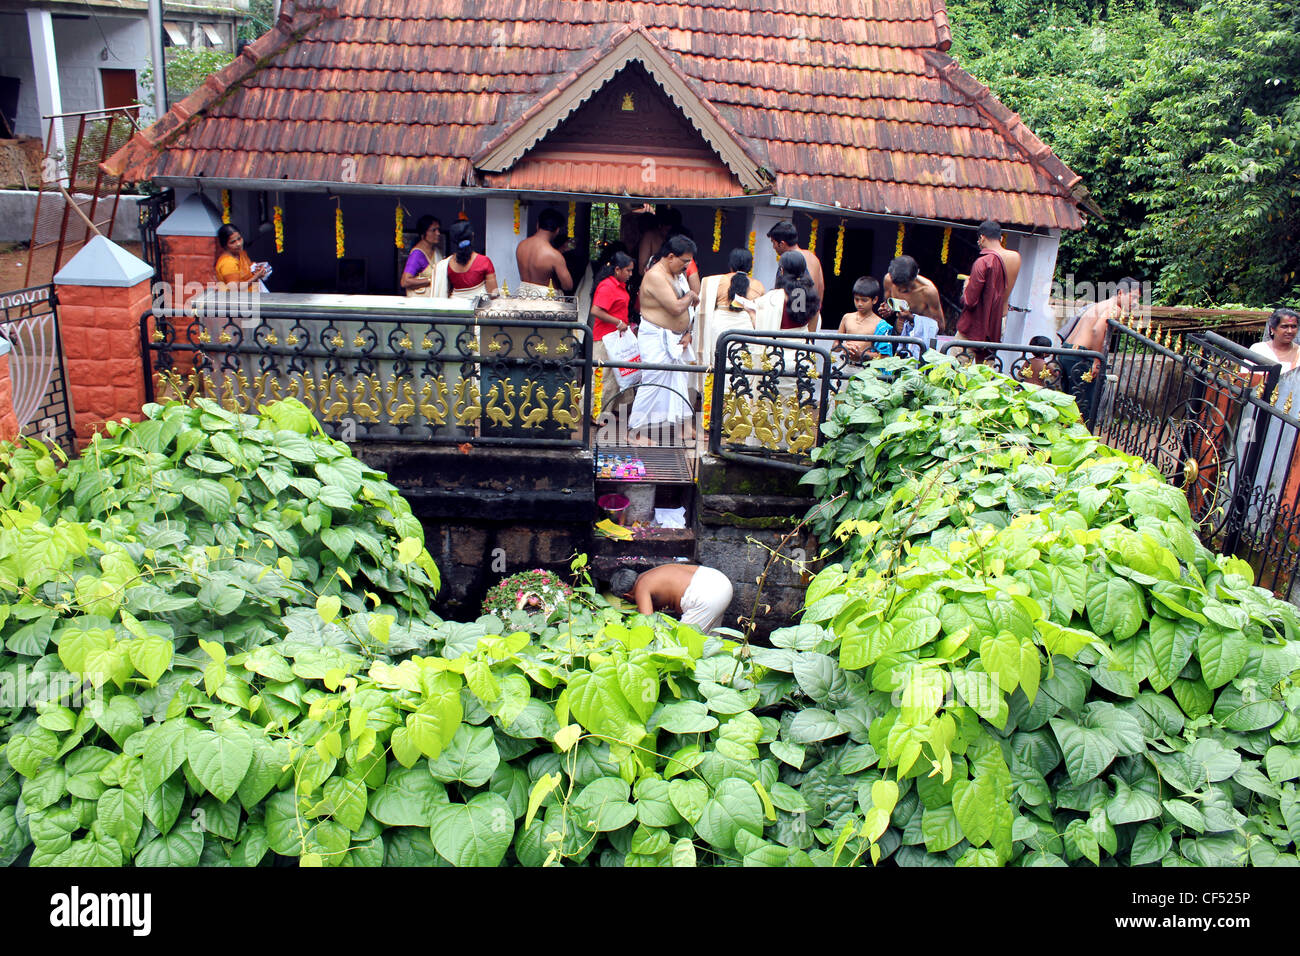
928, 0, 953, 51
920, 48, 1098, 215
101, 0, 341, 179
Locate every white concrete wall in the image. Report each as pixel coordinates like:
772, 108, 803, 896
1003, 230, 1060, 345
0, 190, 144, 242
750, 207, 786, 291
484, 197, 519, 293
0, 12, 152, 141
52, 14, 153, 119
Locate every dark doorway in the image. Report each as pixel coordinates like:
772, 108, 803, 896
100, 69, 139, 118
0, 76, 18, 137
820, 224, 876, 328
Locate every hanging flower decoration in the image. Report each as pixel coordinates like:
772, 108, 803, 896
895, 221, 905, 258
747, 230, 756, 255
513, 199, 521, 235
712, 209, 723, 253
221, 190, 231, 225
273, 205, 284, 254
591, 368, 604, 423
394, 203, 405, 250
457, 208, 469, 221
833, 220, 845, 276
335, 204, 345, 259
808, 217, 819, 256
567, 201, 577, 242
940, 227, 951, 264
701, 372, 714, 432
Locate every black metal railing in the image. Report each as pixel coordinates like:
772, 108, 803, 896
708, 330, 928, 470
1099, 318, 1300, 596
137, 188, 175, 279
0, 284, 76, 455
142, 293, 593, 448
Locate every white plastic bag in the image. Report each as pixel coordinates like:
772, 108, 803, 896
602, 328, 642, 392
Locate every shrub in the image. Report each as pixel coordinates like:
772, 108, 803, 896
776, 358, 1300, 865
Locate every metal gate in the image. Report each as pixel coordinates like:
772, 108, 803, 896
0, 285, 76, 455
137, 188, 175, 278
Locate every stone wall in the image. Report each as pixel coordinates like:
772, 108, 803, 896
695, 454, 817, 641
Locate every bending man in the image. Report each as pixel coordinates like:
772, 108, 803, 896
611, 564, 734, 635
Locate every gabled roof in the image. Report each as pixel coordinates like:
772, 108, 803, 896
471, 24, 769, 193
104, 0, 1090, 230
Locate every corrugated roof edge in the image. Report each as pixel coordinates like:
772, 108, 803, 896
922, 48, 1100, 219
101, 0, 341, 181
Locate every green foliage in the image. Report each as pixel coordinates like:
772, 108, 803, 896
947, 0, 1300, 307
790, 358, 1300, 865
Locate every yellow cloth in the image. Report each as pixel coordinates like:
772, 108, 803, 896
595, 519, 633, 540
215, 251, 255, 285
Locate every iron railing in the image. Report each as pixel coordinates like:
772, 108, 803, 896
940, 339, 1108, 429
142, 292, 594, 448
0, 284, 76, 455
137, 188, 175, 279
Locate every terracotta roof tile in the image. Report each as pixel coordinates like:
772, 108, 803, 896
104, 0, 1086, 229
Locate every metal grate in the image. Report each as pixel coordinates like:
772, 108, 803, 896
594, 445, 695, 483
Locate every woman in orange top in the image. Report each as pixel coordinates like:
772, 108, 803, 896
215, 224, 269, 289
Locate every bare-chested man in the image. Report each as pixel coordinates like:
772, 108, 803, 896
768, 221, 825, 332
1059, 276, 1142, 384
629, 235, 699, 441
611, 563, 734, 635
883, 255, 944, 331
515, 208, 574, 294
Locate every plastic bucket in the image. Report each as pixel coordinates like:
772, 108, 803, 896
597, 493, 630, 525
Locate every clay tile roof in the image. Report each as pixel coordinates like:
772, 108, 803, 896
104, 0, 1089, 230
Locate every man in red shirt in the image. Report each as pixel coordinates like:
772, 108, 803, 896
591, 252, 636, 416
957, 220, 1013, 362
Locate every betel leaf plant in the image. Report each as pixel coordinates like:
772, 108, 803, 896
0, 400, 819, 866
768, 356, 1300, 865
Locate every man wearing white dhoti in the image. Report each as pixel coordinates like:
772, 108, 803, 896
629, 235, 700, 443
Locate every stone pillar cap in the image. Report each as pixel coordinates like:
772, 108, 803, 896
53, 235, 154, 288
156, 193, 224, 238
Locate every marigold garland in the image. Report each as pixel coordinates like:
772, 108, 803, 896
701, 372, 714, 431
221, 190, 231, 225
591, 368, 604, 423
335, 205, 345, 259
808, 217, 819, 256
940, 226, 951, 264
833, 220, 845, 276
747, 230, 756, 255
895, 221, 905, 258
567, 201, 577, 242
712, 209, 723, 253
273, 205, 284, 254
394, 203, 405, 250
513, 199, 521, 235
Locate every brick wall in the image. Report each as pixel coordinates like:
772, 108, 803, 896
56, 279, 152, 444
0, 350, 17, 443
161, 234, 219, 305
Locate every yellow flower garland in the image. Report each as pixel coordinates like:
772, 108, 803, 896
335, 206, 345, 259
701, 372, 713, 431
747, 230, 756, 255
273, 206, 284, 254
221, 190, 231, 225
895, 222, 905, 258
394, 203, 405, 250
712, 209, 723, 253
808, 217, 819, 256
590, 368, 603, 423
833, 220, 845, 276
513, 199, 521, 235
940, 227, 951, 264
568, 201, 577, 241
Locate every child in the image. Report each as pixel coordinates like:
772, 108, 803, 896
1026, 335, 1053, 386
838, 276, 895, 361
